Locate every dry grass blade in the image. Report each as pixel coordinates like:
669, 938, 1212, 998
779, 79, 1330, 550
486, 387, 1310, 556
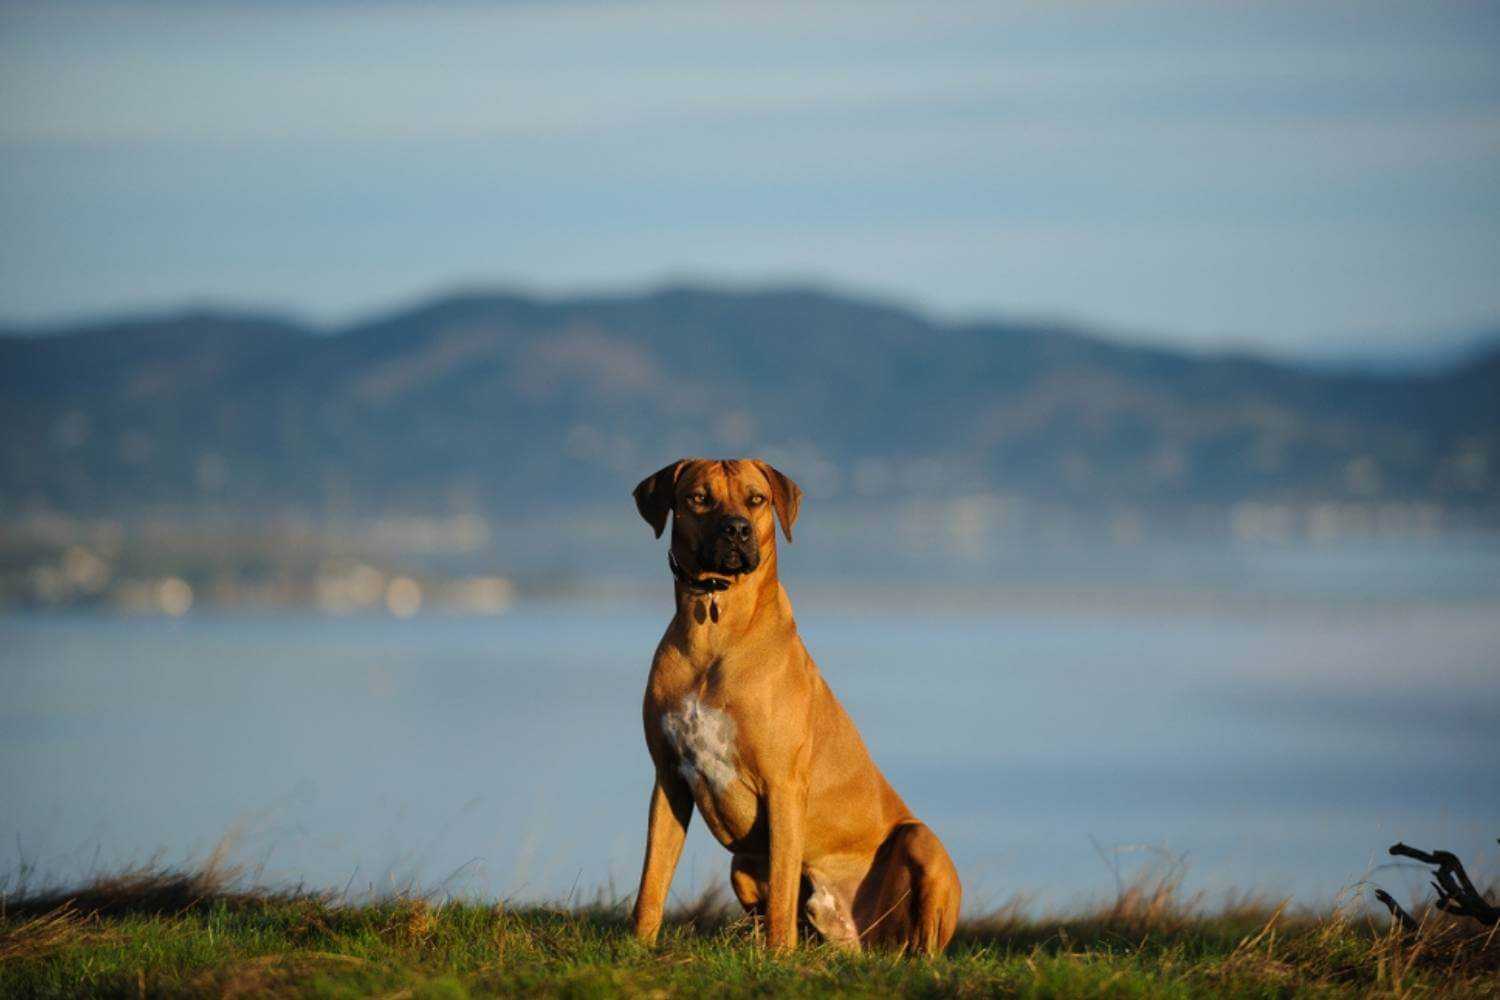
0, 902, 89, 962
1231, 899, 1290, 958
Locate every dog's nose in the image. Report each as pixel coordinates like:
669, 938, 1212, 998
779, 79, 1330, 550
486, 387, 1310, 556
719, 516, 753, 543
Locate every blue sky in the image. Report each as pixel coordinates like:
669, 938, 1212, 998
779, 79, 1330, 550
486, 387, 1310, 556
2, 1, 1498, 359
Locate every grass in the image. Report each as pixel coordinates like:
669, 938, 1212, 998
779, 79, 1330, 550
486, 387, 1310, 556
1, 859, 1496, 998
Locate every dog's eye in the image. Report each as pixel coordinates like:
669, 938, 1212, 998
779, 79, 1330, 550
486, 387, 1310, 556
686, 492, 709, 506
747, 494, 766, 507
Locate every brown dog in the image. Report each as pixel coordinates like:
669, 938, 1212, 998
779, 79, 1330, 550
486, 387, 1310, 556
628, 458, 961, 954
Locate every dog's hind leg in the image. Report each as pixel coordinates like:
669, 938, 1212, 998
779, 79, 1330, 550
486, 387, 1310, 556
854, 822, 961, 955
900, 822, 961, 955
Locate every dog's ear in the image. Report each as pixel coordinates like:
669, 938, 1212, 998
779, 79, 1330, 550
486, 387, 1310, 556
632, 460, 687, 538
753, 461, 803, 542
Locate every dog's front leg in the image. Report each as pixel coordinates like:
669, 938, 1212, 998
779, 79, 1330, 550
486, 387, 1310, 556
630, 771, 694, 945
764, 778, 809, 951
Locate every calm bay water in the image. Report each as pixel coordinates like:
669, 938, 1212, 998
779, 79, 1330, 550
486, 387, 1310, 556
3, 569, 1497, 914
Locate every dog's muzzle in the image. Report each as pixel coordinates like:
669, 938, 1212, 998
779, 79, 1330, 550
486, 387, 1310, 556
701, 515, 759, 575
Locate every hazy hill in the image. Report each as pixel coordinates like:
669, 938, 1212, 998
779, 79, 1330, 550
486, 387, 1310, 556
3, 286, 1497, 517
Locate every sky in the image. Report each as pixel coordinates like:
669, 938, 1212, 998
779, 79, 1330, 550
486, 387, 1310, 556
2, 0, 1499, 360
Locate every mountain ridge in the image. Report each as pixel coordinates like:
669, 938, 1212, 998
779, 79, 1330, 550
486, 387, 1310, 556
6, 282, 1497, 374
3, 284, 1497, 517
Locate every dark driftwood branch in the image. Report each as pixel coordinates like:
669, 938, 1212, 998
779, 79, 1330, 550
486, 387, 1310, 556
1372, 887, 1418, 931
1377, 840, 1500, 929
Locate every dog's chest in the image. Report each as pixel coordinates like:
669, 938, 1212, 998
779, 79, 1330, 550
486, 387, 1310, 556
660, 696, 739, 792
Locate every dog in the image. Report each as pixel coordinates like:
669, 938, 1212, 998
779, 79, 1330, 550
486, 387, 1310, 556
628, 458, 961, 953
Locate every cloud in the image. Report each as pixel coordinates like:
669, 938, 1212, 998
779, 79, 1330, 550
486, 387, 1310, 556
5, 1, 1497, 143
2, 0, 1498, 350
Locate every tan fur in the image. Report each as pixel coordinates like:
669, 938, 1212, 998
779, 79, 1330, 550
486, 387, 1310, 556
629, 459, 961, 954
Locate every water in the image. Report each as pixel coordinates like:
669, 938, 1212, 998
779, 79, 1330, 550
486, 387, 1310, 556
3, 577, 1497, 915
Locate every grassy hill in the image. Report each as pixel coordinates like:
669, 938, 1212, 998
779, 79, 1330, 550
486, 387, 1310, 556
1, 863, 1495, 998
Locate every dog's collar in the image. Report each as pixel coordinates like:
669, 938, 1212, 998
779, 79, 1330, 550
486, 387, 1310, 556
669, 550, 732, 593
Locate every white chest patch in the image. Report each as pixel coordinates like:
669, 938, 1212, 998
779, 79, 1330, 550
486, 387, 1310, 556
660, 696, 739, 792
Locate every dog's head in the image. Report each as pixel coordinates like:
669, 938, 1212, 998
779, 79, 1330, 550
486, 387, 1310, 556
633, 458, 802, 579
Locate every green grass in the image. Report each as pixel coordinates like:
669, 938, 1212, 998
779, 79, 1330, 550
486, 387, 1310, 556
1, 865, 1495, 998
